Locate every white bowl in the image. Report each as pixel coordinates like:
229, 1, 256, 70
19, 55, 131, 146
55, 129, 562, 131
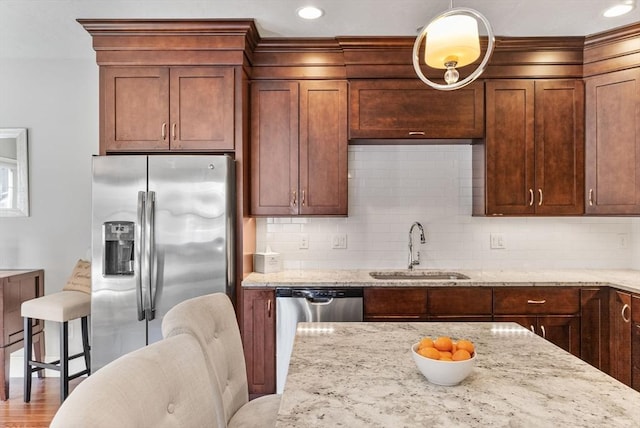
411, 342, 477, 386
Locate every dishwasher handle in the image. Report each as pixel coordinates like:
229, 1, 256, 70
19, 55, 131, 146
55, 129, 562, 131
306, 296, 334, 305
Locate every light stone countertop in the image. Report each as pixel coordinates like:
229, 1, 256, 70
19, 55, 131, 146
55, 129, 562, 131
277, 321, 640, 427
243, 269, 640, 293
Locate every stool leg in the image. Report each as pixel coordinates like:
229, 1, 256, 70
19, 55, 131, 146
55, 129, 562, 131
34, 331, 45, 379
23, 317, 33, 403
60, 322, 69, 403
81, 316, 91, 375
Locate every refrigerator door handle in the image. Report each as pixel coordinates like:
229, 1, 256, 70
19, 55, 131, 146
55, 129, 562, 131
145, 190, 157, 321
135, 191, 146, 321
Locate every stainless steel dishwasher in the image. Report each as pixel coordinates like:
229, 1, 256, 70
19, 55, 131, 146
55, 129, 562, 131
276, 287, 363, 393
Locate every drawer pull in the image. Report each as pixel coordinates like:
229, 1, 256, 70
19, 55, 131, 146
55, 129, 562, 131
622, 303, 631, 323
530, 325, 536, 333
588, 189, 594, 206
540, 325, 546, 339
528, 189, 534, 206
538, 189, 543, 206
527, 299, 546, 304
267, 299, 272, 318
409, 131, 426, 136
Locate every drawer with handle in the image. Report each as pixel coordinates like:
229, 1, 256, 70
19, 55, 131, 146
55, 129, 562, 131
493, 287, 580, 315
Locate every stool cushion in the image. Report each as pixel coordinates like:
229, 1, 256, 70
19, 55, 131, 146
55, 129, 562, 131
62, 259, 91, 294
21, 291, 91, 322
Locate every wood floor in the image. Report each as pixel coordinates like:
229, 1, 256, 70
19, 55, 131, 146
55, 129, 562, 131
0, 378, 83, 428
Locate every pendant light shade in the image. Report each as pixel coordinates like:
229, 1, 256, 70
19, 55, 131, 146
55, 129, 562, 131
425, 15, 480, 69
413, 7, 495, 91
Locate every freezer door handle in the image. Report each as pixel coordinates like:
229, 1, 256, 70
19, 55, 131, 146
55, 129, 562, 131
145, 191, 157, 321
135, 191, 146, 321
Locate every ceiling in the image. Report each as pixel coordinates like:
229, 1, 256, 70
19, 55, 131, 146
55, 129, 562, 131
1, 0, 640, 59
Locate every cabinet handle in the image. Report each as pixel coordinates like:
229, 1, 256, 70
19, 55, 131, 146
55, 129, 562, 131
267, 299, 272, 318
409, 131, 426, 136
302, 190, 306, 206
589, 189, 594, 206
540, 325, 546, 339
292, 190, 297, 207
530, 325, 536, 333
538, 189, 543, 206
527, 299, 546, 304
172, 123, 176, 140
529, 189, 534, 206
622, 303, 631, 323
162, 123, 167, 140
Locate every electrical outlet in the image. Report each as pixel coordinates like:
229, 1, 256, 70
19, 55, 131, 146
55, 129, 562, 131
490, 233, 506, 249
331, 233, 347, 249
299, 234, 309, 249
618, 233, 629, 249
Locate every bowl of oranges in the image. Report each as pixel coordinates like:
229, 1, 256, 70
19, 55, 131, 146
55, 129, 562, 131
411, 336, 476, 386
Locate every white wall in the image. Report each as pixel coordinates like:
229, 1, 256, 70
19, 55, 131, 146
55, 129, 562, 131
257, 145, 636, 270
0, 58, 99, 375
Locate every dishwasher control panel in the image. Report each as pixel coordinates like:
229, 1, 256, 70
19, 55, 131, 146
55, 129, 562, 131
276, 288, 363, 298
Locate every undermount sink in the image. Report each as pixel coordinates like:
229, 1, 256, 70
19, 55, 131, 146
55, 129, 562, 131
369, 271, 470, 280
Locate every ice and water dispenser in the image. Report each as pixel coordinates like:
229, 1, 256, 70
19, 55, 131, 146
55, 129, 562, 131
103, 221, 135, 276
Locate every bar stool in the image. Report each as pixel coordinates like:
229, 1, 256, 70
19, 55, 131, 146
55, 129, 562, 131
21, 260, 92, 403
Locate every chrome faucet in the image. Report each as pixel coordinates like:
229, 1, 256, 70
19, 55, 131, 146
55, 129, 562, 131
408, 222, 426, 270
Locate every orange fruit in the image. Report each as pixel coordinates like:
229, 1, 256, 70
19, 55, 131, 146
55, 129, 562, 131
418, 337, 434, 349
439, 351, 453, 359
456, 339, 475, 355
452, 349, 472, 361
451, 343, 458, 354
440, 355, 453, 361
419, 346, 441, 360
433, 336, 453, 352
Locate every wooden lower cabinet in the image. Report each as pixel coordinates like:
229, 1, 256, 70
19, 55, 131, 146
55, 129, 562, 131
580, 288, 610, 371
632, 294, 640, 392
609, 289, 632, 386
493, 287, 581, 357
242, 288, 276, 395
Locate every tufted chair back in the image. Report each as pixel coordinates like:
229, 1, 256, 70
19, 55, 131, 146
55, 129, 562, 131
162, 293, 249, 426
50, 333, 221, 428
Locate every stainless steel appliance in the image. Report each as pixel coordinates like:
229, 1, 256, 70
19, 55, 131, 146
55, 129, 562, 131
91, 155, 235, 371
276, 288, 363, 393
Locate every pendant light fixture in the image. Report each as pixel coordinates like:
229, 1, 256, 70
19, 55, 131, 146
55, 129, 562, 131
413, 1, 495, 91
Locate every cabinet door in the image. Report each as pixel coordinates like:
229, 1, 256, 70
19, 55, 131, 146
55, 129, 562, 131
580, 288, 610, 371
534, 80, 584, 215
485, 80, 536, 214
364, 288, 428, 321
299, 81, 348, 215
349, 80, 484, 139
537, 315, 580, 357
427, 287, 493, 321
242, 288, 276, 395
102, 67, 170, 152
250, 81, 299, 216
169, 67, 234, 151
585, 68, 640, 214
609, 289, 632, 386
632, 294, 640, 392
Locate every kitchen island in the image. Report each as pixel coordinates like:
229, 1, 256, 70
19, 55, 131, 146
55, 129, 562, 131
277, 321, 640, 427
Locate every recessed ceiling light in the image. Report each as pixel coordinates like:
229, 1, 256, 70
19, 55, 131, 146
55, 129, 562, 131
297, 6, 324, 20
603, 1, 635, 17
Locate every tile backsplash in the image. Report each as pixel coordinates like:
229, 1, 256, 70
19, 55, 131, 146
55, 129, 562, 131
256, 145, 635, 271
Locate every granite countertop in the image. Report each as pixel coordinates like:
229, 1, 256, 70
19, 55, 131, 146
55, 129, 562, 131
277, 321, 640, 427
243, 269, 640, 293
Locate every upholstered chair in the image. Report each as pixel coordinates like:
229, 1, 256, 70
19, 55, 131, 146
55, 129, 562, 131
21, 259, 91, 402
49, 333, 221, 428
162, 293, 281, 427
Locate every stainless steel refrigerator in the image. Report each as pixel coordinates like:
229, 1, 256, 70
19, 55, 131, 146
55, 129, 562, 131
90, 155, 235, 371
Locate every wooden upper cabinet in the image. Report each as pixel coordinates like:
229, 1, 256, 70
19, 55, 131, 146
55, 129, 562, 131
251, 80, 348, 216
585, 68, 640, 214
349, 79, 484, 139
483, 79, 584, 215
102, 66, 235, 153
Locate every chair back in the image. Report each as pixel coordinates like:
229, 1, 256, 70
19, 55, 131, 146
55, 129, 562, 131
50, 333, 221, 428
162, 293, 249, 425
